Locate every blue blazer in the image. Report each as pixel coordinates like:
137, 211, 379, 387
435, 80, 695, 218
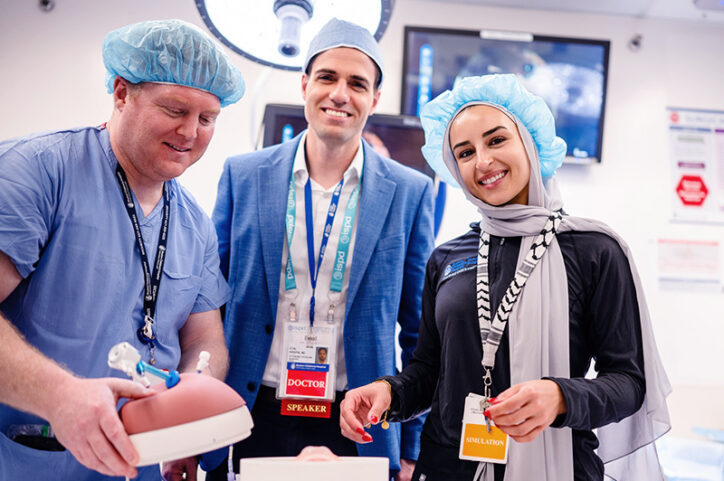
212, 133, 435, 470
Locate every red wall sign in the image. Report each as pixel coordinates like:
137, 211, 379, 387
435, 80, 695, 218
676, 175, 708, 206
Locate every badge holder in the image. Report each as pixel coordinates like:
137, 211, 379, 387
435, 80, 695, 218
276, 303, 337, 418
459, 392, 509, 463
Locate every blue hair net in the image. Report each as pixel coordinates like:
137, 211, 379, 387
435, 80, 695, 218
103, 19, 245, 107
420, 74, 566, 185
303, 18, 384, 87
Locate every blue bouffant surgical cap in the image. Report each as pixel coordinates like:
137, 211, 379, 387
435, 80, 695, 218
420, 74, 566, 185
103, 19, 245, 107
303, 18, 384, 87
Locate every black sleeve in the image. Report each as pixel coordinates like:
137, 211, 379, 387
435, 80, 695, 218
548, 234, 646, 431
382, 253, 442, 422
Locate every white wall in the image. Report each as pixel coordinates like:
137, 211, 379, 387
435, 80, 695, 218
2, 0, 723, 439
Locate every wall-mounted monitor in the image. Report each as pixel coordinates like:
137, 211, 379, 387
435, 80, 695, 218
260, 103, 435, 179
402, 26, 610, 165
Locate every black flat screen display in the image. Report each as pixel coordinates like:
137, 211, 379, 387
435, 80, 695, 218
402, 26, 610, 164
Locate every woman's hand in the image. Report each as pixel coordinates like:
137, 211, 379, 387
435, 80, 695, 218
485, 379, 566, 443
339, 381, 392, 444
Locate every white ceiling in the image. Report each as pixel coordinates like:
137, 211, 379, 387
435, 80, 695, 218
425, 0, 724, 23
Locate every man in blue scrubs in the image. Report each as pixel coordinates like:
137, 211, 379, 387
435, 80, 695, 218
0, 20, 244, 480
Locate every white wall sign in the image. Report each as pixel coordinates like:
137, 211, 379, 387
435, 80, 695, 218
668, 107, 724, 224
657, 238, 720, 291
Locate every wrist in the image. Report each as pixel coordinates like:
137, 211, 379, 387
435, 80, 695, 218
373, 378, 392, 392
549, 380, 566, 415
39, 369, 77, 421
373, 379, 392, 394
372, 379, 393, 405
1, 318, 79, 422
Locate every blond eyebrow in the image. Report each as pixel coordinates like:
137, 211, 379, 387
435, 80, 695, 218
158, 98, 220, 116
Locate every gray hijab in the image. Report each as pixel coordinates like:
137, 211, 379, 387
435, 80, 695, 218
439, 99, 671, 481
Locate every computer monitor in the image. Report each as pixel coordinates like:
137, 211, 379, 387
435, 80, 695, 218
260, 103, 435, 179
401, 26, 610, 165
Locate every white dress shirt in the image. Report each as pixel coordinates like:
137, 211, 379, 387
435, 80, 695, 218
262, 133, 363, 391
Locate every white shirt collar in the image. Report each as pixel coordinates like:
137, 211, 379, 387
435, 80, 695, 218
292, 131, 364, 187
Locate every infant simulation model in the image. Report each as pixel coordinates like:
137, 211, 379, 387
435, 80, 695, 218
239, 446, 389, 481
108, 342, 253, 466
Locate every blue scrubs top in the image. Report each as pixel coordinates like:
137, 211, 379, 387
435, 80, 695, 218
0, 126, 231, 480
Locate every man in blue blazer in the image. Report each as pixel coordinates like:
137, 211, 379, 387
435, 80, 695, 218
207, 19, 434, 481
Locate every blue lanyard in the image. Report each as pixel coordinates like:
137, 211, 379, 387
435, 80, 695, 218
305, 177, 343, 325
284, 171, 361, 326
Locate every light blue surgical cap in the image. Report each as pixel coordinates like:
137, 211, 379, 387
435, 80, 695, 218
103, 19, 245, 107
420, 74, 566, 185
303, 18, 384, 87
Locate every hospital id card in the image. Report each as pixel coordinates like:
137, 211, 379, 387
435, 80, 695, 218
277, 322, 336, 402
459, 393, 509, 463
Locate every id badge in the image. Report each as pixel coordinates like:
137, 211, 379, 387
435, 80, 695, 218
459, 393, 509, 464
277, 321, 336, 403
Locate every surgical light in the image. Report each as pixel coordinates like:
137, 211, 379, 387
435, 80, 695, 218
195, 0, 394, 71
274, 0, 314, 57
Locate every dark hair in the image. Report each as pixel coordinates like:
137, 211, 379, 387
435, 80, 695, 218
305, 51, 382, 90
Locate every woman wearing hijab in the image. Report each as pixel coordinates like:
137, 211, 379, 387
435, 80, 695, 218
339, 74, 670, 481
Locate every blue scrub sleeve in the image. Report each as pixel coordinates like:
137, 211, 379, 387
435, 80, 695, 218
0, 141, 57, 278
191, 218, 232, 313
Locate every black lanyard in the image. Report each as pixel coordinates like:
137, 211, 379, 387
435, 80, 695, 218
115, 164, 170, 360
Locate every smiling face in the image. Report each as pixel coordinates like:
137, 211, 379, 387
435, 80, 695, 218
110, 79, 221, 185
301, 47, 380, 150
449, 105, 531, 206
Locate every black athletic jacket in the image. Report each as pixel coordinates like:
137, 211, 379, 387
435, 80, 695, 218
384, 224, 645, 481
